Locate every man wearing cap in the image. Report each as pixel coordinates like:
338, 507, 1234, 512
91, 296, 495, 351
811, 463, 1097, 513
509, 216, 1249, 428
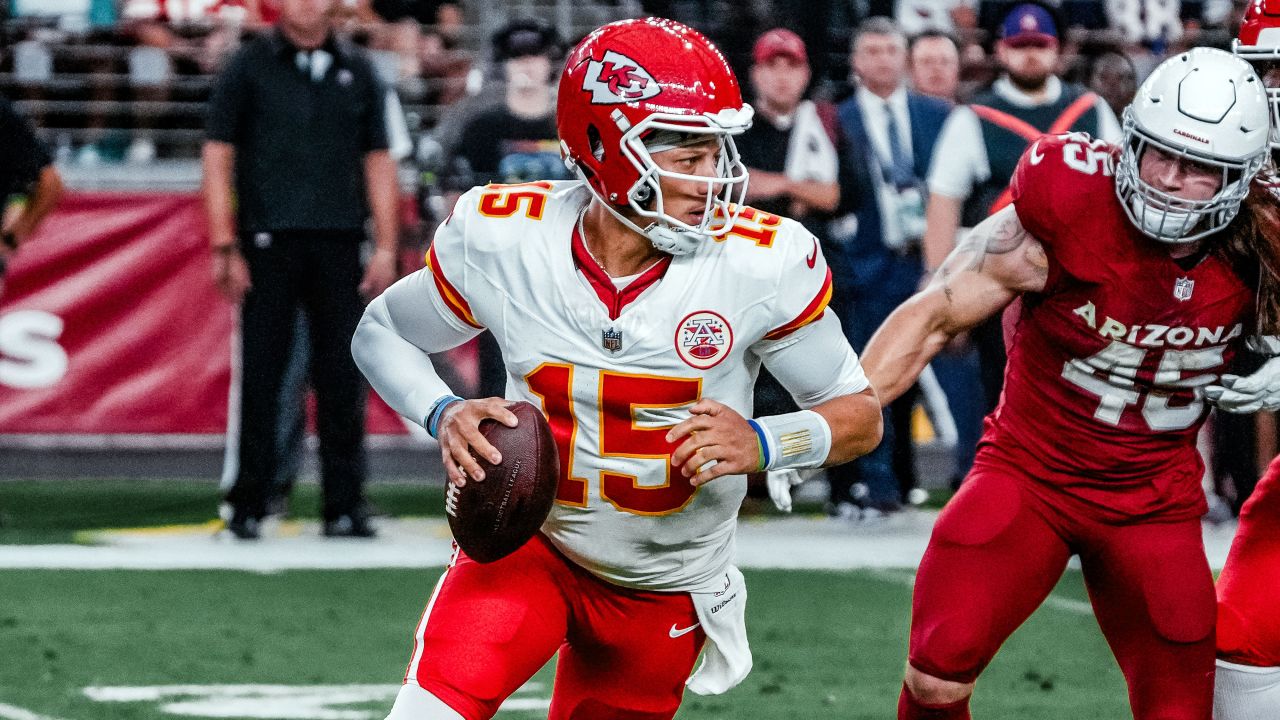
739, 28, 839, 225
826, 16, 952, 520
921, 1, 1120, 418
736, 28, 842, 486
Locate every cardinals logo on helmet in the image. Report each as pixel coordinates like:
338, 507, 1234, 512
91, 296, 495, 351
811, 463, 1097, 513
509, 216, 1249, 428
583, 50, 662, 104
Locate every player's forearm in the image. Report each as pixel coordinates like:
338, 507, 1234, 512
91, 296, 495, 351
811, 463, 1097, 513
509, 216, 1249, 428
364, 150, 399, 256
201, 141, 238, 248
922, 192, 962, 272
813, 387, 883, 464
351, 295, 455, 427
860, 292, 954, 405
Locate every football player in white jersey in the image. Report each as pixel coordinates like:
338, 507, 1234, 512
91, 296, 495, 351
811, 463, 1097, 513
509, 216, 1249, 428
351, 17, 883, 720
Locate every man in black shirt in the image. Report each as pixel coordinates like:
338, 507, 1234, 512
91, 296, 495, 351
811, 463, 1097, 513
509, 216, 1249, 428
0, 94, 62, 281
203, 0, 399, 540
735, 29, 841, 502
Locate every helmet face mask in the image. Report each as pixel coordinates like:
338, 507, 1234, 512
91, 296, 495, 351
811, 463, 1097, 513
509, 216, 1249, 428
558, 19, 754, 255
618, 115, 751, 245
1115, 48, 1269, 244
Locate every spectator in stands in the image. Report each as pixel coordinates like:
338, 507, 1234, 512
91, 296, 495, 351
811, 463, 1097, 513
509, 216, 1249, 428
736, 27, 841, 500
442, 18, 565, 401
827, 17, 951, 520
921, 2, 1120, 419
0, 92, 63, 276
1085, 50, 1138, 118
909, 30, 961, 102
904, 27, 982, 492
203, 0, 399, 540
739, 29, 839, 228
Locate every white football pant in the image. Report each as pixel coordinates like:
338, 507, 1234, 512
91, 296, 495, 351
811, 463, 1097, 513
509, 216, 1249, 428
1215, 659, 1280, 720
384, 683, 464, 720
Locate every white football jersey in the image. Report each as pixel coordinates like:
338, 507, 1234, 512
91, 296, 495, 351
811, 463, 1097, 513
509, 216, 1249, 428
425, 180, 849, 592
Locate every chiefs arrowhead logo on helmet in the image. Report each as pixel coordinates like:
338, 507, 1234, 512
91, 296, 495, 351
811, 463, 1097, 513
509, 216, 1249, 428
582, 50, 661, 104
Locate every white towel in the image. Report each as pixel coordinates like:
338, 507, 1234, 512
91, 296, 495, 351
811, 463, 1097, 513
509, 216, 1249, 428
686, 566, 752, 695
783, 100, 839, 184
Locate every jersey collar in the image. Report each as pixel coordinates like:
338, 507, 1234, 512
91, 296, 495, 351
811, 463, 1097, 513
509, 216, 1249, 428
571, 219, 672, 320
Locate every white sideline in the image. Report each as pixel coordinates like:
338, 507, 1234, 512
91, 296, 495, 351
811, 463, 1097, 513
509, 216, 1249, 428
0, 512, 1239, 572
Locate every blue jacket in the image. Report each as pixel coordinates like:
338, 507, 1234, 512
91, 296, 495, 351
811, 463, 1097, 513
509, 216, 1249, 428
832, 91, 951, 298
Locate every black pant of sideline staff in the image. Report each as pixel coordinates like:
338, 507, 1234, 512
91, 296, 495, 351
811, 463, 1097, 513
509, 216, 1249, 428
225, 230, 371, 538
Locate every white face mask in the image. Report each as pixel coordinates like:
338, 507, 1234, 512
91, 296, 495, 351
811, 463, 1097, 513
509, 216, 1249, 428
1127, 192, 1204, 242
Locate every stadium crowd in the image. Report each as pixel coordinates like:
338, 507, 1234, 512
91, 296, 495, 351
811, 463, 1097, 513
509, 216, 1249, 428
0, 0, 1274, 522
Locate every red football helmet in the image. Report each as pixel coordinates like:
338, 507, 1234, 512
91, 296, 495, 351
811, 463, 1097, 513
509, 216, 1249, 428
557, 18, 754, 254
1235, 0, 1280, 150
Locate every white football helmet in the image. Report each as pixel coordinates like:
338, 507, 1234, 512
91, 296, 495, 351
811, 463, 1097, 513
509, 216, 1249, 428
1115, 48, 1269, 243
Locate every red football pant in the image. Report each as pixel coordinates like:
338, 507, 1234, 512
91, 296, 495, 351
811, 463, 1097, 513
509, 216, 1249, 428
906, 458, 1215, 720
401, 534, 706, 720
1217, 455, 1280, 667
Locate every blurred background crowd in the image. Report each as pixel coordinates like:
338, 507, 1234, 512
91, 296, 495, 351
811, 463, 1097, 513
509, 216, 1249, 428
0, 0, 1269, 526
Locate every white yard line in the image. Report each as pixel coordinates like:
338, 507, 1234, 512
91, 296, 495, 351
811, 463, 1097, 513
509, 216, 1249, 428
0, 703, 70, 720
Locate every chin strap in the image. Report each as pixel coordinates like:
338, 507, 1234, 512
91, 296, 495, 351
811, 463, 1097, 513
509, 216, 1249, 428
573, 167, 708, 255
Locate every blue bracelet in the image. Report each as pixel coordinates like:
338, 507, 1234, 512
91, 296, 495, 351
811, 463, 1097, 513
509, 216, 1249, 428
747, 418, 771, 470
426, 395, 464, 438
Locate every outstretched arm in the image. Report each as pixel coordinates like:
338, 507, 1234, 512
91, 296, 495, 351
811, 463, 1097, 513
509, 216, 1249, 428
861, 204, 1050, 404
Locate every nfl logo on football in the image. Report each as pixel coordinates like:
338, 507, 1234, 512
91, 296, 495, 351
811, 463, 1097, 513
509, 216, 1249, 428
675, 311, 733, 370
602, 327, 623, 353
1173, 277, 1194, 302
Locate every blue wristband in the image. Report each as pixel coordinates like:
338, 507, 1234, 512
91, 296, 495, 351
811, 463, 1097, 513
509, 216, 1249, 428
426, 395, 463, 439
747, 418, 770, 470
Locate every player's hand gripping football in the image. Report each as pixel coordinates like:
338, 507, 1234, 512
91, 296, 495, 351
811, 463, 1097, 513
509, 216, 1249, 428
1205, 356, 1280, 413
666, 399, 763, 487
435, 398, 519, 487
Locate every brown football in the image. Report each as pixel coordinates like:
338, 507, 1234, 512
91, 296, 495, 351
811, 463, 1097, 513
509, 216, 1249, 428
445, 401, 560, 563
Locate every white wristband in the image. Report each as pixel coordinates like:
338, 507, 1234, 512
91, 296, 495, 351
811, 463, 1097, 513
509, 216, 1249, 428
749, 410, 832, 471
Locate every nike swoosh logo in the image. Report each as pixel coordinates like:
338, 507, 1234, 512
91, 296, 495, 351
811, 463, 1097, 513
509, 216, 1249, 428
805, 238, 818, 269
1029, 140, 1044, 165
669, 622, 701, 638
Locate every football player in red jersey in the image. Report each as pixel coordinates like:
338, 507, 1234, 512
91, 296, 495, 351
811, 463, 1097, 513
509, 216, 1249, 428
352, 17, 883, 720
860, 47, 1280, 720
1210, 5, 1280, 717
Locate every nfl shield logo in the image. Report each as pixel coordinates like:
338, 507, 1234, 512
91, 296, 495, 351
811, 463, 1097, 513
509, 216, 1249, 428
1173, 277, 1194, 302
602, 327, 623, 353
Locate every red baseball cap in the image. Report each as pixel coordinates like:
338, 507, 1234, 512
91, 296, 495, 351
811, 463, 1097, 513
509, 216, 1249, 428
753, 28, 808, 65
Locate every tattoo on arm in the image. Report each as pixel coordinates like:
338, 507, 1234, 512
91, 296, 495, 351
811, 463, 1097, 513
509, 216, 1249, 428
932, 209, 1044, 299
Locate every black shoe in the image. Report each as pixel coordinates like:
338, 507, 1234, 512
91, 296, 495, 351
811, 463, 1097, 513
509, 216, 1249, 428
227, 514, 260, 540
323, 514, 376, 538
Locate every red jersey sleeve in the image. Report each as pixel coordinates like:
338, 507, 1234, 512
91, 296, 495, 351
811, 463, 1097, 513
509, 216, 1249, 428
1009, 132, 1120, 288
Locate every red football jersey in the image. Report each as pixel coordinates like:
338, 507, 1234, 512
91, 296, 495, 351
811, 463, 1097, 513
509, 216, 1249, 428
987, 133, 1255, 520
1217, 455, 1280, 666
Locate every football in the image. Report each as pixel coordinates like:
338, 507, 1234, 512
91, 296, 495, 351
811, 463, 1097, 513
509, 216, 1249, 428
445, 401, 560, 563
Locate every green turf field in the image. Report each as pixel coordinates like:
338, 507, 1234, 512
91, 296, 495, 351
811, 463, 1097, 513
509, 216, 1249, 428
0, 568, 1131, 719
0, 480, 1129, 719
